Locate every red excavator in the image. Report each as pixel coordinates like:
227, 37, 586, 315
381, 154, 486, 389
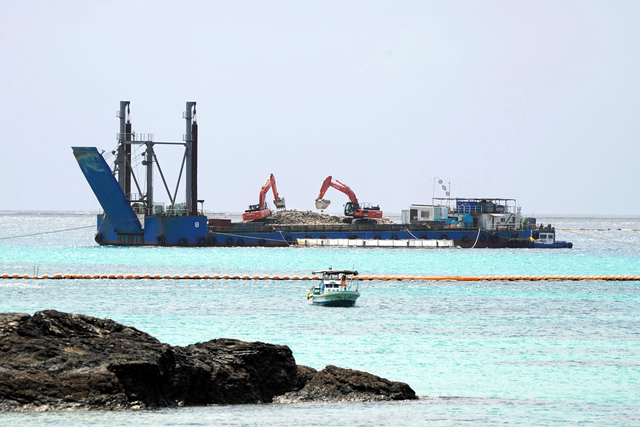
314, 176, 382, 222
242, 174, 286, 221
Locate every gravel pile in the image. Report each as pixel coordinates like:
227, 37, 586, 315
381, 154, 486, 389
268, 209, 393, 225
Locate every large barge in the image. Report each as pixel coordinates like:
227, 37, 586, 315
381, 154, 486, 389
73, 102, 571, 249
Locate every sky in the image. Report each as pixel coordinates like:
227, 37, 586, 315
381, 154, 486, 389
1, 0, 639, 215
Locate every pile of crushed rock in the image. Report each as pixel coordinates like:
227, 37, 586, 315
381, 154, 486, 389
267, 209, 394, 225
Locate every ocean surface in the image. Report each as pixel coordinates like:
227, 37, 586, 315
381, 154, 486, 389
1, 212, 639, 426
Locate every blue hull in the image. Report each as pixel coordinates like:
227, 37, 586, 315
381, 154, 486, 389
533, 241, 573, 249
206, 227, 531, 249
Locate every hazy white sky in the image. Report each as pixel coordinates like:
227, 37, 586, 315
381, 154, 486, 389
1, 0, 639, 215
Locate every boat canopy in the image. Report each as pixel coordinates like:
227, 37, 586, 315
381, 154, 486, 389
312, 270, 358, 276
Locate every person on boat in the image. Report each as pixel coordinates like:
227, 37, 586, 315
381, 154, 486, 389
340, 274, 346, 288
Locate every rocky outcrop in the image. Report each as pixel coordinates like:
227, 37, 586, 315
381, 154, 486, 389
0, 311, 416, 411
274, 365, 416, 402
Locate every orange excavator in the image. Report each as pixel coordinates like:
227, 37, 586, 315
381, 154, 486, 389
242, 173, 286, 221
315, 176, 382, 222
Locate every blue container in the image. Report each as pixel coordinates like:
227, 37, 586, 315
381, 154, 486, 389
456, 200, 478, 214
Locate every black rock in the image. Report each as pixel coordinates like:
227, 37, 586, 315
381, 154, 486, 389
0, 310, 416, 411
274, 365, 417, 402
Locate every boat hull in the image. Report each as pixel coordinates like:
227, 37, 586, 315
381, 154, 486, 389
203, 226, 532, 248
310, 291, 360, 307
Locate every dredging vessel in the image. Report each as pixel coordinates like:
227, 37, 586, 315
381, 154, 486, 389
73, 101, 571, 249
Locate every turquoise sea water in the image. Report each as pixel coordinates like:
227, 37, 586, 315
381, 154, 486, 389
1, 213, 639, 426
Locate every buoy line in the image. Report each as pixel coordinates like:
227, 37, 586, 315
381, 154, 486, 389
0, 218, 140, 241
0, 225, 97, 241
560, 229, 640, 246
1, 274, 639, 281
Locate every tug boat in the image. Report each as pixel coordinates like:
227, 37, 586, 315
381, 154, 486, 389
307, 268, 360, 307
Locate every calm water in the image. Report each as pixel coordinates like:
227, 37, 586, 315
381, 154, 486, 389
1, 213, 639, 426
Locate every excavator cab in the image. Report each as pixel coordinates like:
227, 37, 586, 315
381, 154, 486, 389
344, 201, 358, 216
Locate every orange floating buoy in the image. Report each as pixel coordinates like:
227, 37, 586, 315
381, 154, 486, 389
252, 275, 260, 280
282, 275, 290, 280
272, 275, 281, 280
182, 274, 191, 279
22, 274, 30, 279
291, 276, 299, 280
222, 274, 230, 279
92, 274, 99, 279
1, 273, 8, 279
302, 275, 310, 280
241, 275, 250, 280
151, 274, 159, 279
123, 274, 132, 279
262, 275, 269, 280
63, 274, 71, 279
312, 275, 319, 280
232, 275, 240, 280
202, 274, 211, 279
143, 274, 150, 279
163, 274, 171, 279
210, 274, 219, 279
41, 274, 50, 279
192, 274, 201, 279
171, 275, 179, 280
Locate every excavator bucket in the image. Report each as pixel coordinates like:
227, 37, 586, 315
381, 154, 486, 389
315, 199, 331, 210
274, 197, 286, 210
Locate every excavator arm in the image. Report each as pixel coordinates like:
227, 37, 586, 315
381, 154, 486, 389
315, 176, 358, 210
314, 176, 383, 220
243, 173, 286, 221
255, 174, 286, 210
